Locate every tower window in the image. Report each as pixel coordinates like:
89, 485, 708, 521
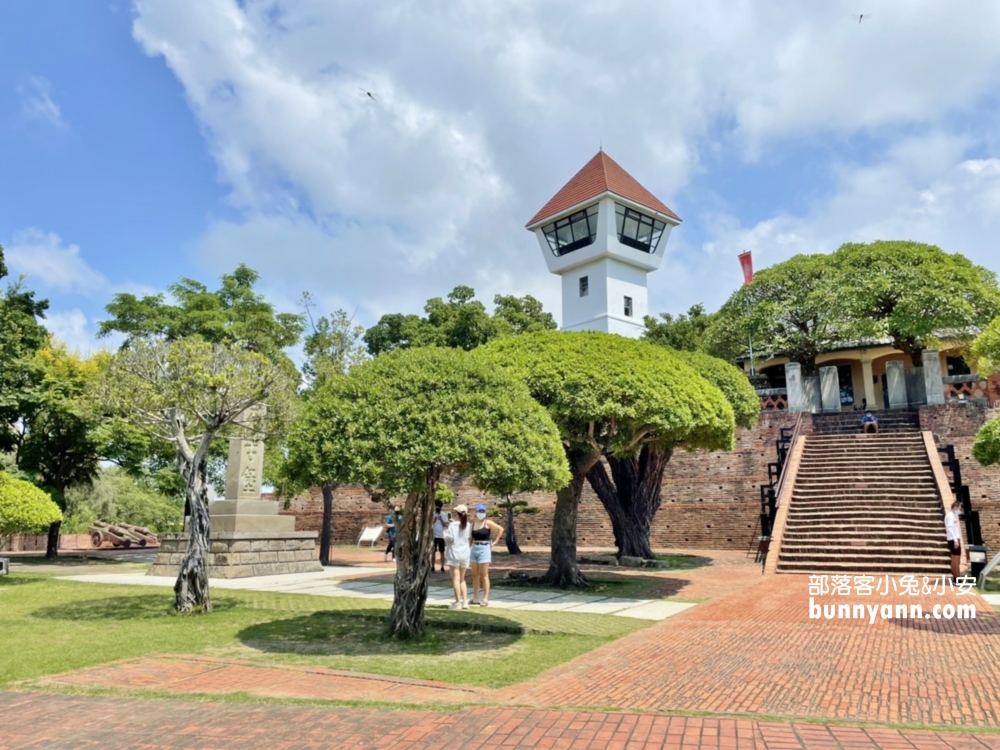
579, 276, 589, 297
615, 203, 666, 253
542, 204, 599, 257
624, 296, 633, 317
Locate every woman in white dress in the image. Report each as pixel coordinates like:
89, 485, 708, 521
444, 504, 472, 609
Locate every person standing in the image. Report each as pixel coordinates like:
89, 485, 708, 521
945, 500, 963, 580
432, 500, 449, 572
444, 504, 472, 609
383, 505, 400, 562
469, 503, 504, 607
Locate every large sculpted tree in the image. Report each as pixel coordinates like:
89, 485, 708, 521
285, 346, 569, 637
830, 241, 1000, 360
586, 349, 760, 559
99, 339, 294, 613
479, 332, 735, 586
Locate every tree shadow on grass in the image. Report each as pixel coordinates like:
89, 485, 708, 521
0, 574, 45, 587
31, 594, 240, 621
237, 609, 526, 657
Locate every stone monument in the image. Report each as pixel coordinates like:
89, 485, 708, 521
148, 410, 322, 578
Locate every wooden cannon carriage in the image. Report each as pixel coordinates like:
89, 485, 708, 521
88, 521, 158, 549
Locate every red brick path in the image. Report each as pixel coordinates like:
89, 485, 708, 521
510, 576, 1000, 727
4, 692, 1000, 749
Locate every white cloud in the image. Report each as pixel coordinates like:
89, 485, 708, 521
5, 229, 109, 294
43, 310, 117, 355
17, 76, 66, 129
128, 0, 1000, 324
686, 134, 1000, 311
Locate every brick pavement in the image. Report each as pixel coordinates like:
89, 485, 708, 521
509, 576, 1000, 727
4, 692, 1000, 749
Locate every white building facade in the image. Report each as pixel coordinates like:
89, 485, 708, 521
526, 152, 681, 338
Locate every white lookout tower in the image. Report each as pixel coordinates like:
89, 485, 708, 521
526, 151, 681, 338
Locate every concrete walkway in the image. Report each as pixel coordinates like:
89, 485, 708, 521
57, 568, 696, 621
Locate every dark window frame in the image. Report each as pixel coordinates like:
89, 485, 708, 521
542, 204, 599, 257
614, 203, 666, 254
579, 276, 589, 297
624, 295, 633, 317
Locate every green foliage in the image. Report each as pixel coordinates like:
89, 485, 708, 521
830, 241, 1000, 358
97, 338, 297, 451
681, 350, 760, 430
973, 417, 1000, 467
435, 482, 456, 505
62, 468, 184, 534
478, 331, 735, 458
286, 347, 570, 497
0, 471, 62, 540
971, 316, 1000, 377
705, 254, 832, 371
489, 495, 540, 518
363, 286, 556, 356
300, 295, 367, 386
98, 264, 304, 360
705, 243, 1000, 371
643, 304, 714, 352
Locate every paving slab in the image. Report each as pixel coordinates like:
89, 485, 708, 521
982, 593, 1000, 605
612, 600, 696, 620
499, 590, 565, 602
561, 597, 645, 614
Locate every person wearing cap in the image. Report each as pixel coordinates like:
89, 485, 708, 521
469, 503, 505, 606
444, 504, 472, 609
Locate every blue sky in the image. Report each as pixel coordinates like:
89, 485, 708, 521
3, 0, 1000, 352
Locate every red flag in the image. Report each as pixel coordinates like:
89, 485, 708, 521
738, 251, 753, 286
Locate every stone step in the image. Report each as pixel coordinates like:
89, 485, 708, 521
791, 490, 940, 499
789, 502, 943, 512
777, 561, 951, 574
782, 534, 946, 544
778, 551, 950, 564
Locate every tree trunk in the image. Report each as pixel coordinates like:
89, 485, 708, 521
387, 469, 438, 638
540, 451, 598, 589
174, 444, 212, 614
45, 520, 61, 559
504, 502, 522, 555
319, 482, 335, 566
587, 445, 673, 560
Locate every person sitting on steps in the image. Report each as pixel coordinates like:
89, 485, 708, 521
861, 411, 879, 434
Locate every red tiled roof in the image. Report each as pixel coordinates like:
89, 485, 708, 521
526, 151, 681, 227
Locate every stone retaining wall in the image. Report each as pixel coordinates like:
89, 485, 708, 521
147, 532, 321, 578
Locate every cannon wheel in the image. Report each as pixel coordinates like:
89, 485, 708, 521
138, 539, 147, 547
90, 532, 102, 548
122, 540, 131, 549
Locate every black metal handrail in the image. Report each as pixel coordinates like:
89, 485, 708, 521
938, 445, 984, 546
753, 423, 797, 567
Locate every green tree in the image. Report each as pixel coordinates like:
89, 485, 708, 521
285, 346, 570, 637
586, 349, 759, 560
98, 339, 295, 613
98, 264, 304, 359
63, 467, 184, 534
14, 344, 105, 557
478, 331, 735, 585
297, 293, 367, 565
830, 241, 1000, 361
705, 254, 833, 374
971, 317, 1000, 466
643, 304, 714, 351
488, 494, 540, 555
363, 286, 556, 355
0, 471, 62, 549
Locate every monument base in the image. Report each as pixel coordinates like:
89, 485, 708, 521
147, 531, 322, 579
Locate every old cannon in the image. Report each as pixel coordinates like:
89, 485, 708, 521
88, 521, 157, 549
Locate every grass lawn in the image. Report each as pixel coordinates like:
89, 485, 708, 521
0, 573, 650, 690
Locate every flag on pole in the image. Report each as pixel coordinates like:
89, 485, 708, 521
738, 251, 753, 286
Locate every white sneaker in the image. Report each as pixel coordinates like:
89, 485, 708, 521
461, 600, 469, 610
449, 602, 462, 610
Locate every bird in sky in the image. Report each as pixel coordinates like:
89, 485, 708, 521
359, 88, 378, 102
854, 13, 871, 24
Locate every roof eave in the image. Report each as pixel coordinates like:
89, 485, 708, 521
526, 191, 682, 231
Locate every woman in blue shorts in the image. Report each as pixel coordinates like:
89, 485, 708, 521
469, 503, 504, 606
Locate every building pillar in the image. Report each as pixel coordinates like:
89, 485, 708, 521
785, 362, 805, 413
819, 366, 841, 413
922, 349, 945, 406
860, 358, 877, 409
885, 360, 908, 409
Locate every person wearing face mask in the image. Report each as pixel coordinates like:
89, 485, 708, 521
469, 503, 504, 606
944, 500, 964, 580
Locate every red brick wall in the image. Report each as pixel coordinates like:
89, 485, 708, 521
283, 411, 801, 552
919, 403, 1000, 550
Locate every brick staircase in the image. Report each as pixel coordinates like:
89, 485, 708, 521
776, 423, 951, 575
810, 408, 921, 435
